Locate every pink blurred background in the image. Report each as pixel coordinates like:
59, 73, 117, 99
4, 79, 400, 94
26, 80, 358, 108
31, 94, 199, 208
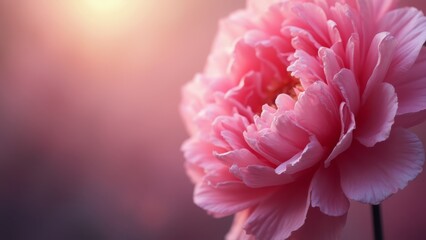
0, 0, 425, 239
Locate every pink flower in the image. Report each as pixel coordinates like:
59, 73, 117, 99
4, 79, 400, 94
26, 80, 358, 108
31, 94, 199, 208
180, 0, 426, 239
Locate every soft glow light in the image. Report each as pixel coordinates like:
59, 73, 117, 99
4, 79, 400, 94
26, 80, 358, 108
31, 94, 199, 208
72, 0, 136, 28
22, 0, 183, 65
85, 0, 127, 13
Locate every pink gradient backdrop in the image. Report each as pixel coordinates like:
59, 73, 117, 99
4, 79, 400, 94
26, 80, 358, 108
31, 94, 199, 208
0, 0, 425, 239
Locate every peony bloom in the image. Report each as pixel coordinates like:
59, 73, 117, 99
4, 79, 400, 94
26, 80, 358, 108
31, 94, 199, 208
180, 0, 426, 239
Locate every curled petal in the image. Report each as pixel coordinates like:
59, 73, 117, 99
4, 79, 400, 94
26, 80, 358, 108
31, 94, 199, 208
275, 136, 324, 174
319, 47, 343, 85
231, 165, 294, 188
362, 32, 396, 99
325, 102, 356, 167
332, 68, 360, 114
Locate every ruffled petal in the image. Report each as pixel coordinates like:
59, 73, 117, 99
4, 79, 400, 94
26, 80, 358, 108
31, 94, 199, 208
245, 128, 303, 166
395, 76, 426, 115
275, 136, 324, 174
355, 82, 398, 147
205, 11, 254, 77
393, 49, 426, 115
290, 2, 330, 46
194, 180, 274, 217
215, 148, 264, 167
231, 164, 295, 188
182, 139, 223, 172
362, 32, 396, 99
332, 69, 360, 114
273, 110, 308, 148
226, 210, 255, 240
395, 109, 426, 128
185, 162, 205, 184
370, 0, 398, 20
244, 181, 310, 240
293, 81, 340, 146
287, 49, 325, 89
245, 102, 309, 166
319, 47, 343, 86
247, 0, 281, 15
325, 102, 356, 167
379, 7, 426, 76
289, 207, 347, 240
311, 165, 350, 216
339, 128, 425, 204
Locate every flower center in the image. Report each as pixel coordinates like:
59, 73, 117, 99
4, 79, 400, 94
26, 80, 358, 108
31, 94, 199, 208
263, 75, 303, 108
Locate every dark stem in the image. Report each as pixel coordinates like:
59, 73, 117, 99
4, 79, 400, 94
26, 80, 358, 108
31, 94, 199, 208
371, 204, 383, 240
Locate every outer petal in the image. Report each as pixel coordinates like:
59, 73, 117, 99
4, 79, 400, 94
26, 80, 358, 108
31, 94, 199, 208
289, 207, 347, 240
394, 76, 426, 115
393, 49, 426, 115
339, 128, 424, 204
182, 139, 223, 172
370, 0, 398, 20
244, 181, 310, 240
185, 162, 205, 184
247, 0, 281, 14
379, 7, 426, 76
180, 76, 208, 135
226, 210, 255, 240
205, 11, 254, 77
395, 109, 426, 128
355, 82, 398, 147
311, 165, 350, 217
194, 180, 273, 217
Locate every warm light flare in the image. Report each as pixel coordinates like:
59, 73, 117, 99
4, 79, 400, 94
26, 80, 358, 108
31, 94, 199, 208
85, 0, 128, 13
18, 0, 184, 66
71, 0, 137, 28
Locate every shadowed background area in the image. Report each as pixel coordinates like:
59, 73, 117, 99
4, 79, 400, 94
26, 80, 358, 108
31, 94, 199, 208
0, 0, 425, 239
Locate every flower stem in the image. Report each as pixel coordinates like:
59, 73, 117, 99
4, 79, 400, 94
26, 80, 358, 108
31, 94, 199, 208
371, 204, 383, 240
